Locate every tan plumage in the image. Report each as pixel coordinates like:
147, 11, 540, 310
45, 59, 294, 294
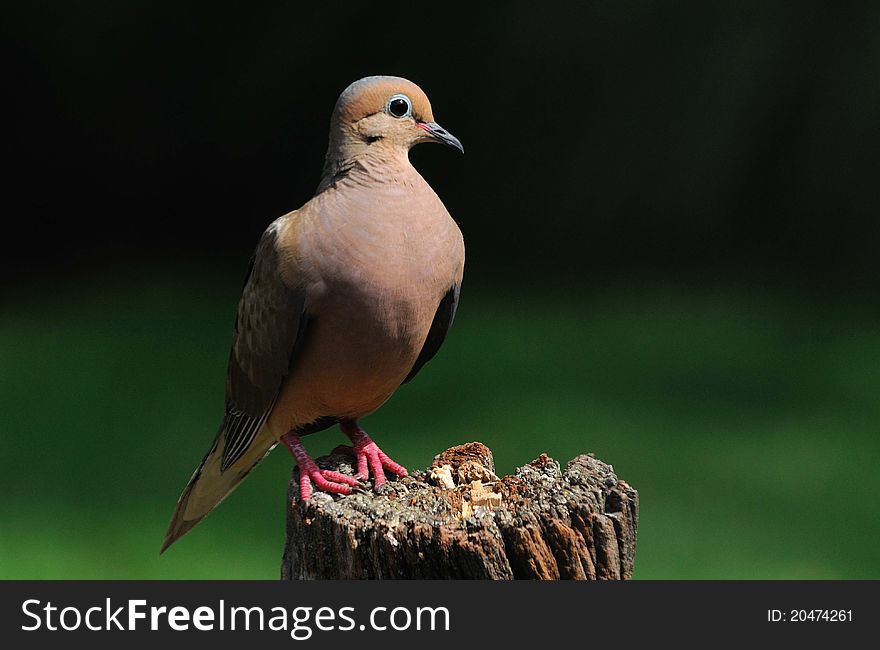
162, 76, 464, 552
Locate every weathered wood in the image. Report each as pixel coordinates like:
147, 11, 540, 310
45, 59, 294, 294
281, 442, 638, 580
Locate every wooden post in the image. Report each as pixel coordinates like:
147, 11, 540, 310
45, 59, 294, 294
281, 442, 638, 579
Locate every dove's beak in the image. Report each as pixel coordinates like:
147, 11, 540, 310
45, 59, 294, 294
417, 121, 464, 154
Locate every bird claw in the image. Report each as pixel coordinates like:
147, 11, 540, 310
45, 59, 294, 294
299, 467, 359, 501
339, 423, 408, 492
373, 481, 392, 496
284, 427, 406, 500
282, 432, 362, 501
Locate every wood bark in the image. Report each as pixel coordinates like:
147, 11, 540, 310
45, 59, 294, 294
281, 442, 638, 580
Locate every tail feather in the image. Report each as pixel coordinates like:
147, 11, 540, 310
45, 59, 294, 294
161, 423, 277, 553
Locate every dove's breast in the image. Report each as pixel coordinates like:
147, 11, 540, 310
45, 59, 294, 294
267, 163, 464, 434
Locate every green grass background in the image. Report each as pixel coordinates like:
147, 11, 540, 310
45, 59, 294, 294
2, 266, 878, 579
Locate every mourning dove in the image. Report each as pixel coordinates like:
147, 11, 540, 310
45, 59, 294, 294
162, 76, 464, 552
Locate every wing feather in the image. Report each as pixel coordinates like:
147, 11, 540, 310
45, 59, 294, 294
163, 219, 310, 551
402, 283, 460, 385
219, 221, 306, 470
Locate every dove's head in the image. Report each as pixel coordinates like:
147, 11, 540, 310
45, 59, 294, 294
324, 76, 463, 172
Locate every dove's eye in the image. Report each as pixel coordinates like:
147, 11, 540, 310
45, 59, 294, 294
387, 94, 412, 119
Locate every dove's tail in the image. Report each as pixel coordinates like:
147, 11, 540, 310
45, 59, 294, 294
161, 423, 277, 553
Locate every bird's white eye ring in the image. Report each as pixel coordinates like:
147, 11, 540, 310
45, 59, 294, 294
386, 94, 413, 119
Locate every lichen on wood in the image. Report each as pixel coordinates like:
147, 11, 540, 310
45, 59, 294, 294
281, 442, 638, 580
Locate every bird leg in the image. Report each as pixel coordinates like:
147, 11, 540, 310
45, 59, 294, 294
280, 431, 361, 501
339, 419, 409, 490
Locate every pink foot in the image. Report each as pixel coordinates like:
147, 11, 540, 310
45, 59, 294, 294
281, 432, 361, 501
339, 420, 408, 490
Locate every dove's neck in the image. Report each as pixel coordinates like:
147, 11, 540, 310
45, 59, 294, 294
318, 128, 412, 193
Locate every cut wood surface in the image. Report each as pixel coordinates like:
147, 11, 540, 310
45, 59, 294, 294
281, 442, 638, 579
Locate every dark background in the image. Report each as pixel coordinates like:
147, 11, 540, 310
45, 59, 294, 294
2, 1, 879, 578
6, 0, 880, 289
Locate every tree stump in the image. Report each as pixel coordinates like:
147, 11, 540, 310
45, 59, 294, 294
281, 442, 638, 580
